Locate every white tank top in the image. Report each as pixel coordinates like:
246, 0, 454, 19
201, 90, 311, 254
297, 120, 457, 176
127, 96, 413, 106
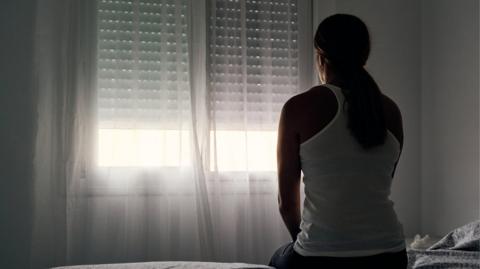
293, 84, 406, 257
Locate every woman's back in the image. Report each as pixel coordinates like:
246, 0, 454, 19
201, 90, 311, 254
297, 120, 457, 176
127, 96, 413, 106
269, 14, 408, 269
291, 84, 405, 257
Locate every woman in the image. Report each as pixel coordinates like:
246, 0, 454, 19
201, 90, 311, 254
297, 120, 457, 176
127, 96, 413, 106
269, 14, 407, 269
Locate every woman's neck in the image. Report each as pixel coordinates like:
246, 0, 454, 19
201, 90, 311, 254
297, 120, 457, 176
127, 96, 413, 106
324, 75, 345, 88
321, 65, 345, 88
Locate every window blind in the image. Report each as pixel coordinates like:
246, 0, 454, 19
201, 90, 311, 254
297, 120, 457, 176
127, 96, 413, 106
209, 0, 299, 130
97, 0, 190, 129
96, 0, 303, 169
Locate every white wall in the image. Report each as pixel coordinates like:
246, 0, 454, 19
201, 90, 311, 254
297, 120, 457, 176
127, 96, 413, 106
421, 0, 480, 236
315, 0, 423, 237
316, 0, 480, 238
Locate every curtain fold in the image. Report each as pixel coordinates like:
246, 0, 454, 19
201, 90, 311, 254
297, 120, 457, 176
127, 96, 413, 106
32, 0, 311, 267
187, 0, 216, 259
32, 0, 98, 268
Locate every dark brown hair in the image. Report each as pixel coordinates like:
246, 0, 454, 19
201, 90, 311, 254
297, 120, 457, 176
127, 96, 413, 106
315, 14, 386, 149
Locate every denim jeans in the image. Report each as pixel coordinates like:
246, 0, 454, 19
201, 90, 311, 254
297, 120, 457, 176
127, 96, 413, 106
269, 242, 408, 269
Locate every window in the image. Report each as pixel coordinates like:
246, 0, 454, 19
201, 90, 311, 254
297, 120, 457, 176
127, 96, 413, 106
209, 0, 298, 129
96, 0, 300, 171
209, 0, 299, 171
97, 0, 191, 167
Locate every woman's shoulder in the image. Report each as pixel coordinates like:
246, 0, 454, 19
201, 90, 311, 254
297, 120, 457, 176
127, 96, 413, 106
381, 94, 402, 122
283, 85, 336, 112
381, 94, 400, 110
281, 85, 338, 131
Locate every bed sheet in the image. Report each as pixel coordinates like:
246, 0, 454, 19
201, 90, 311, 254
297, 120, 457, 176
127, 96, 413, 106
407, 249, 480, 269
53, 262, 274, 269
407, 220, 480, 268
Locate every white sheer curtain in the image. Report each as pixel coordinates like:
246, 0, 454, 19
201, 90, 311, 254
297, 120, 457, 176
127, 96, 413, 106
32, 0, 312, 267
32, 0, 97, 268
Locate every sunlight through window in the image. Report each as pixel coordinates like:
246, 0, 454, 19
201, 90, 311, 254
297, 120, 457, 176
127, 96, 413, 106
98, 130, 277, 171
98, 129, 191, 167
210, 131, 277, 172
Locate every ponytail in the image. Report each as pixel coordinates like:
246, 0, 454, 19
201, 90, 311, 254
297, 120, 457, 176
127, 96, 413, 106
341, 67, 386, 149
315, 14, 386, 149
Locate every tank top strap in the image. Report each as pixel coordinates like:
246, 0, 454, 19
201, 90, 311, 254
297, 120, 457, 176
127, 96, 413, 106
323, 83, 345, 111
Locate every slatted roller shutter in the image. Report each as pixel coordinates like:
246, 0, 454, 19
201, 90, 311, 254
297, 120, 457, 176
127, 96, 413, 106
97, 0, 190, 129
209, 0, 299, 130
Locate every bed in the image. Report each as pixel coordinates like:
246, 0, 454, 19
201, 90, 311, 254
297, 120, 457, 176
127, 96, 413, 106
53, 262, 274, 269
407, 220, 480, 268
53, 221, 480, 269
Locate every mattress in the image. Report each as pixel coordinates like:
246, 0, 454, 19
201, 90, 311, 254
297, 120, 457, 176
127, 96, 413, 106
53, 262, 274, 269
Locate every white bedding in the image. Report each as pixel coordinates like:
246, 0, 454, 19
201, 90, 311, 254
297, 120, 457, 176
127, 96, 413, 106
52, 262, 274, 269
407, 220, 480, 269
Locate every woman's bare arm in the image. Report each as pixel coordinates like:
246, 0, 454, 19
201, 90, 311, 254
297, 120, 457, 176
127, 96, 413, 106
277, 99, 302, 241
